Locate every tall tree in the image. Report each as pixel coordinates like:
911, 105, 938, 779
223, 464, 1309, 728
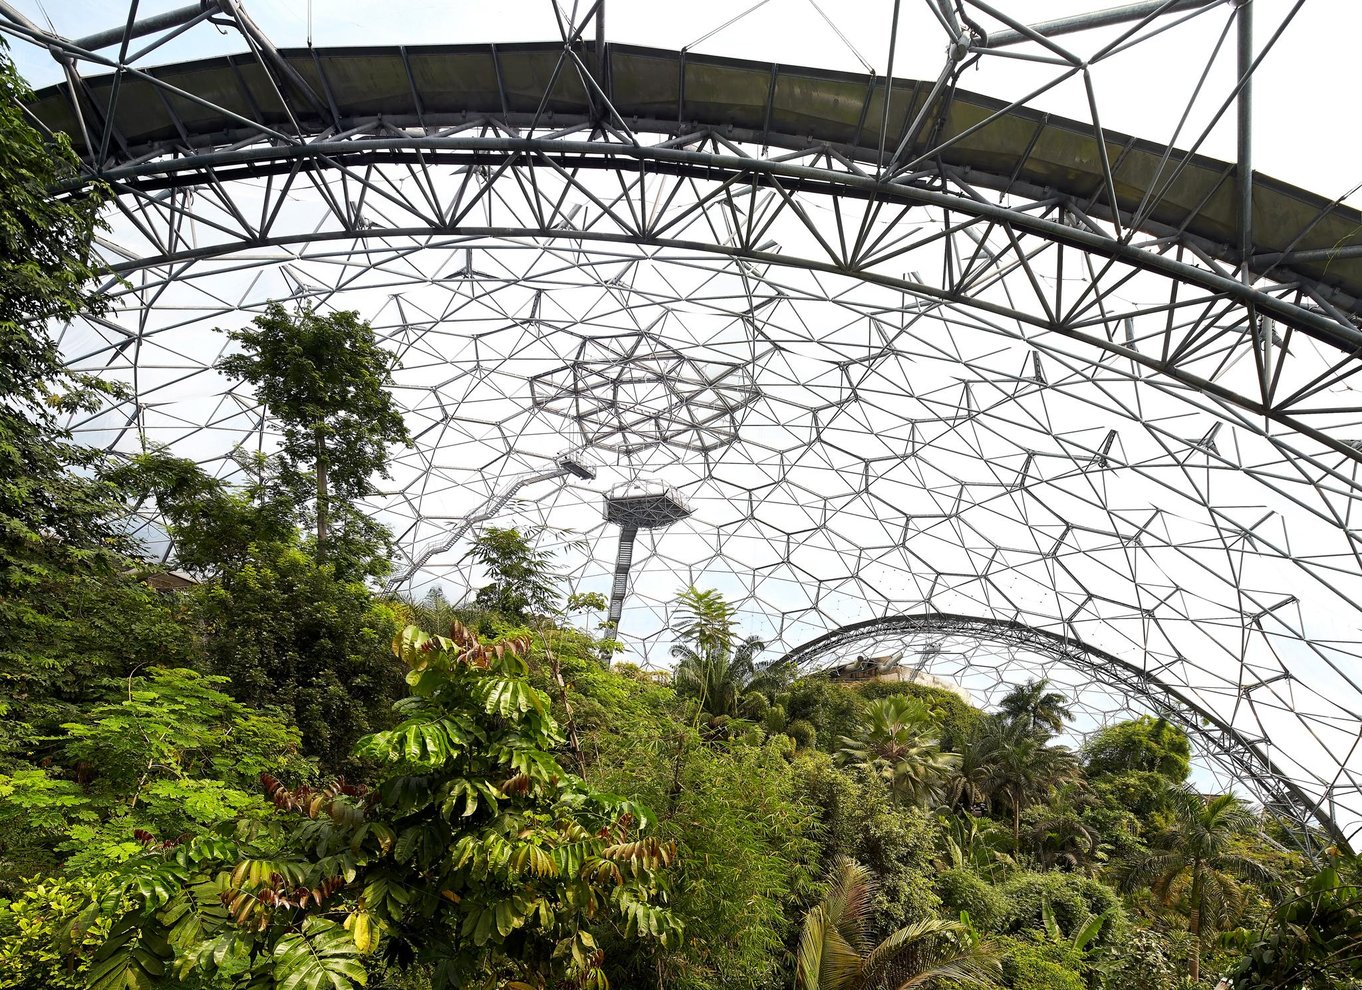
1122, 788, 1276, 984
970, 717, 1082, 849
670, 587, 787, 721
940, 721, 1005, 814
0, 42, 189, 747
672, 633, 773, 721
216, 302, 410, 568
1082, 716, 1191, 782
111, 449, 403, 771
795, 855, 1000, 990
997, 678, 1074, 737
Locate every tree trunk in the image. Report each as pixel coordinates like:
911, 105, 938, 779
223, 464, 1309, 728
314, 426, 329, 556
1012, 796, 1022, 849
1189, 861, 1202, 985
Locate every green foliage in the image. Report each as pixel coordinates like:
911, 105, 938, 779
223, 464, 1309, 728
1082, 717, 1191, 782
1121, 788, 1276, 984
996, 679, 1073, 738
0, 668, 310, 881
86, 909, 175, 990
1224, 857, 1362, 990
781, 678, 866, 753
857, 681, 981, 750
1097, 928, 1181, 990
83, 623, 681, 990
0, 874, 120, 989
837, 696, 959, 807
935, 869, 1008, 933
193, 541, 402, 771
110, 449, 296, 575
0, 39, 196, 772
936, 814, 1013, 881
671, 587, 791, 723
787, 719, 818, 750
796, 753, 943, 937
671, 586, 738, 658
0, 568, 189, 774
465, 526, 561, 620
794, 856, 1001, 990
270, 918, 367, 990
956, 717, 1082, 849
672, 633, 772, 721
592, 720, 816, 990
993, 934, 1084, 990
996, 871, 1124, 946
216, 302, 410, 570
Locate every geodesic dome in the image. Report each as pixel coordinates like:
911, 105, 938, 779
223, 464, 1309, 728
7, 0, 1362, 848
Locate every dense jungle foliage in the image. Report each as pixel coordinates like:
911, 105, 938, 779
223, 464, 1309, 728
2, 41, 1360, 990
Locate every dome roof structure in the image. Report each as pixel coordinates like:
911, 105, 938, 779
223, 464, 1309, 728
6, 0, 1362, 849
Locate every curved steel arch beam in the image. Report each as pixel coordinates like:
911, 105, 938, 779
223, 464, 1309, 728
21, 42, 1362, 315
78, 136, 1362, 351
82, 135, 1362, 465
778, 610, 1350, 850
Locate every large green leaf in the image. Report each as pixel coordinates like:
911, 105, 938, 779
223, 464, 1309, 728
475, 676, 549, 718
356, 714, 470, 765
273, 918, 368, 990
86, 913, 173, 990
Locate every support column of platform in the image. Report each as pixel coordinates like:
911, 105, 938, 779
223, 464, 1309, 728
605, 523, 638, 641
600, 482, 692, 664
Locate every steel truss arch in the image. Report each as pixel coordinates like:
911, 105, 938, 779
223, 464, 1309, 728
78, 132, 1362, 466
779, 611, 1346, 847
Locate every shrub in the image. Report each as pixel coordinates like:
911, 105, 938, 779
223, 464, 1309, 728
999, 871, 1124, 945
739, 691, 771, 721
762, 704, 788, 734
995, 934, 1085, 990
936, 867, 1008, 931
787, 718, 817, 750
779, 679, 864, 750
794, 753, 941, 936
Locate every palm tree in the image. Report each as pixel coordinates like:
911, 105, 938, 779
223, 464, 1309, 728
839, 697, 960, 806
940, 721, 1005, 814
671, 587, 789, 720
795, 856, 1001, 990
979, 718, 1083, 849
671, 633, 773, 719
1121, 788, 1276, 984
997, 678, 1074, 736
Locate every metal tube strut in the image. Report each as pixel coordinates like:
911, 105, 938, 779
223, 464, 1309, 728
1237, 0, 1253, 273
981, 0, 1219, 48
75, 1, 221, 52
